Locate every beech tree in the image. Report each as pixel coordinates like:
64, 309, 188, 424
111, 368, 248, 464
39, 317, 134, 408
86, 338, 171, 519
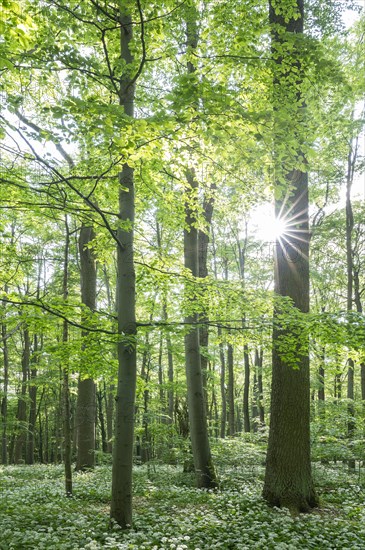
263, 0, 318, 512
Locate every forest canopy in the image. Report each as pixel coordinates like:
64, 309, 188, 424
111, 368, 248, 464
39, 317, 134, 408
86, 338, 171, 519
0, 0, 364, 547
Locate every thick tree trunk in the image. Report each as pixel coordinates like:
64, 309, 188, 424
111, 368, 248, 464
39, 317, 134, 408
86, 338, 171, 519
184, 169, 217, 487
76, 224, 97, 471
263, 0, 317, 513
182, 9, 217, 489
111, 10, 137, 528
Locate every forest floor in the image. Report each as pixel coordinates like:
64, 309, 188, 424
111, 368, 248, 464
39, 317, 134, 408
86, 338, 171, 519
0, 438, 364, 549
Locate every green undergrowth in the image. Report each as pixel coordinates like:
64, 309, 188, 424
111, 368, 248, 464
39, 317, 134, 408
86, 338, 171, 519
0, 439, 364, 549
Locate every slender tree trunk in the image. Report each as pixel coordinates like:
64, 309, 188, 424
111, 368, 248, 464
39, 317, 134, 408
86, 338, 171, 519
263, 0, 317, 512
254, 348, 265, 427
257, 349, 265, 425
38, 414, 43, 463
345, 134, 357, 470
62, 217, 73, 496
103, 265, 116, 455
198, 184, 217, 411
227, 341, 235, 436
26, 334, 39, 464
1, 314, 9, 465
218, 327, 227, 439
252, 372, 259, 433
140, 336, 151, 463
14, 327, 30, 464
76, 224, 97, 470
335, 366, 342, 401
243, 344, 250, 433
97, 389, 108, 454
111, 8, 138, 528
353, 245, 364, 434
347, 358, 355, 469
166, 324, 174, 425
318, 365, 325, 402
106, 384, 114, 454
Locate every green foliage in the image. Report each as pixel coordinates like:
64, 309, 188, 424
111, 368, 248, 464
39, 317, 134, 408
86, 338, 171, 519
1, 438, 365, 549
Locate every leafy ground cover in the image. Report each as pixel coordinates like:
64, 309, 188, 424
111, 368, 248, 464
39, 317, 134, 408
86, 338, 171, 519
0, 438, 364, 549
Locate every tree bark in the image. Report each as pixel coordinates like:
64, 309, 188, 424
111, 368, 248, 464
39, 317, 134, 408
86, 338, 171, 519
14, 327, 30, 464
106, 384, 114, 454
243, 344, 251, 433
184, 169, 217, 488
76, 224, 97, 471
111, 8, 138, 528
345, 133, 357, 470
218, 326, 227, 439
263, 0, 317, 512
97, 388, 108, 454
182, 8, 217, 489
62, 217, 73, 496
198, 184, 217, 410
1, 309, 9, 465
227, 341, 235, 436
256, 348, 265, 426
26, 334, 39, 464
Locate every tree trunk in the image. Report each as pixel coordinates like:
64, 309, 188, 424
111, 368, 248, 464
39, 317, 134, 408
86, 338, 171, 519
345, 131, 357, 470
182, 8, 217, 489
111, 9, 138, 528
103, 266, 115, 455
76, 224, 97, 471
318, 366, 325, 402
252, 372, 259, 433
218, 326, 227, 439
14, 327, 30, 464
26, 334, 39, 464
243, 344, 250, 433
184, 168, 217, 488
97, 388, 108, 454
1, 298, 9, 464
198, 184, 217, 413
347, 358, 355, 469
227, 341, 235, 436
263, 0, 317, 512
62, 217, 73, 496
140, 335, 151, 463
258, 350, 265, 426
106, 384, 114, 454
255, 348, 265, 427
